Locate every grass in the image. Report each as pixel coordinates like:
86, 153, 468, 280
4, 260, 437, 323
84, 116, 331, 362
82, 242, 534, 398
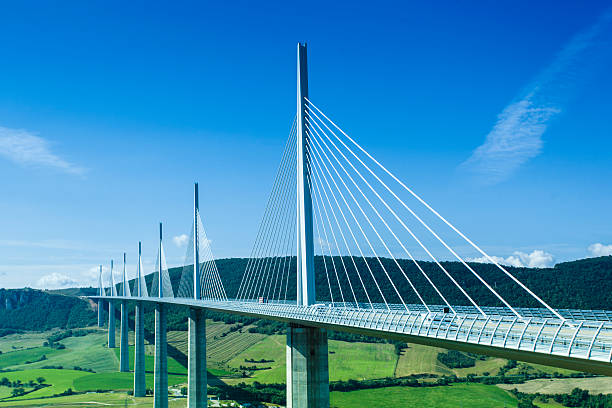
7, 330, 118, 373
498, 377, 612, 395
225, 336, 398, 385
0, 369, 91, 400
0, 331, 55, 353
330, 383, 518, 408
113, 346, 186, 375
0, 391, 188, 407
0, 346, 61, 370
73, 372, 187, 391
394, 343, 508, 377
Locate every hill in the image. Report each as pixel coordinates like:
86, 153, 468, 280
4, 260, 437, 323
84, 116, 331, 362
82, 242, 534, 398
1, 256, 611, 334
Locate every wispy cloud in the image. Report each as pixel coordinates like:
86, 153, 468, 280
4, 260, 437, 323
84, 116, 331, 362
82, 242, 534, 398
462, 11, 612, 185
173, 234, 189, 247
588, 243, 612, 257
469, 249, 555, 268
0, 127, 85, 175
36, 272, 78, 289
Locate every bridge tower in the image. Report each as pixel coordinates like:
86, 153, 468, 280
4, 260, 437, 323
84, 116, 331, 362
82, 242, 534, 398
108, 259, 116, 348
119, 252, 130, 372
97, 265, 103, 327
154, 223, 168, 408
134, 242, 146, 397
287, 42, 330, 408
188, 182, 207, 408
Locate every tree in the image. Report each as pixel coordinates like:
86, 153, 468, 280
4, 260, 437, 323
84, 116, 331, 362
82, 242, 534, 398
11, 387, 26, 397
181, 386, 188, 396
36, 377, 46, 384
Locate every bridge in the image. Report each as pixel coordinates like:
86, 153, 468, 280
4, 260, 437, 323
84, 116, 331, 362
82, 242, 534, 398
91, 43, 612, 408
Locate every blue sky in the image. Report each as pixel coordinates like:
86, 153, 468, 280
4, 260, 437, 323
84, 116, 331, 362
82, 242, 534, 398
1, 1, 612, 289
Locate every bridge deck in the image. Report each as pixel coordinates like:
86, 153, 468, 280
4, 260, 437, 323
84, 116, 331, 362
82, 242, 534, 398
94, 295, 612, 376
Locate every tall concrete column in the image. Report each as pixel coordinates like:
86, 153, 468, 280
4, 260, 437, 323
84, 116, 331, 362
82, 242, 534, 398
120, 301, 130, 372
286, 324, 329, 408
188, 308, 206, 408
108, 301, 116, 348
154, 303, 168, 408
134, 301, 146, 397
97, 300, 103, 327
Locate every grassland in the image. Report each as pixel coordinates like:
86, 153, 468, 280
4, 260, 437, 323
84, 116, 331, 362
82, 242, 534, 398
330, 383, 518, 408
0, 391, 187, 407
498, 377, 612, 394
0, 369, 91, 400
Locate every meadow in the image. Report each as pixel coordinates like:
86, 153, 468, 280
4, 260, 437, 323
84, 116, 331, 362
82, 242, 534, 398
1, 320, 610, 407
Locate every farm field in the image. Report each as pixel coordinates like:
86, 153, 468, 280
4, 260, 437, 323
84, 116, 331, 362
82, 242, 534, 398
225, 335, 397, 384
5, 331, 118, 373
0, 391, 188, 407
329, 383, 519, 408
498, 376, 612, 395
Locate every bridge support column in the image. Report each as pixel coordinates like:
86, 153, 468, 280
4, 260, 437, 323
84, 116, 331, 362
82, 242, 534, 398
154, 303, 168, 408
108, 301, 116, 348
188, 308, 206, 408
134, 301, 146, 397
286, 324, 329, 408
97, 300, 103, 327
120, 301, 129, 372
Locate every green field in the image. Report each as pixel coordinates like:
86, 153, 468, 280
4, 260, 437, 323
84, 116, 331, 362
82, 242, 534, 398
0, 369, 91, 400
73, 372, 187, 391
0, 391, 187, 407
330, 383, 518, 408
225, 335, 397, 384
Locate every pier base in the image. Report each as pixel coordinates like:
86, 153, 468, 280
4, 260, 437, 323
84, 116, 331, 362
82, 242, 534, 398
286, 324, 329, 408
188, 308, 207, 408
97, 300, 103, 327
154, 303, 168, 408
119, 301, 129, 372
134, 301, 146, 397
108, 301, 115, 348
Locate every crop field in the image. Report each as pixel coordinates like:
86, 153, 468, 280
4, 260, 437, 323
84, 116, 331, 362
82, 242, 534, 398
330, 383, 519, 408
0, 391, 188, 407
225, 335, 397, 385
0, 330, 59, 353
73, 372, 187, 391
0, 369, 91, 401
498, 377, 612, 395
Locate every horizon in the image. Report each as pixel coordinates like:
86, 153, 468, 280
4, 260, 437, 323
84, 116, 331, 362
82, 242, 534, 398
1, 1, 612, 289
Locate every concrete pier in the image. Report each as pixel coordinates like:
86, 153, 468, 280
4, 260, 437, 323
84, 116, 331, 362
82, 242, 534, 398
108, 301, 115, 348
154, 303, 168, 408
134, 301, 146, 397
286, 324, 329, 408
119, 301, 129, 372
188, 308, 206, 408
97, 300, 103, 327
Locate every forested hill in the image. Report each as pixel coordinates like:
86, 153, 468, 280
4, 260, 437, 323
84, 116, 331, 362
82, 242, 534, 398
0, 288, 96, 332
139, 255, 612, 310
1, 256, 611, 333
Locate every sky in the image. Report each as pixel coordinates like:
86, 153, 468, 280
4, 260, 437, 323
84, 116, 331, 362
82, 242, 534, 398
1, 0, 612, 289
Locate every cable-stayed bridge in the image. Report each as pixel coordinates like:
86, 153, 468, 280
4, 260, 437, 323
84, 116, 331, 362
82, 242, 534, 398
92, 44, 612, 408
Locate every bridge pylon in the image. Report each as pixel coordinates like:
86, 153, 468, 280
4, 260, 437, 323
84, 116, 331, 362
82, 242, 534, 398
97, 265, 103, 327
134, 242, 146, 397
119, 252, 130, 372
108, 259, 116, 348
154, 223, 168, 408
188, 182, 207, 408
287, 42, 330, 408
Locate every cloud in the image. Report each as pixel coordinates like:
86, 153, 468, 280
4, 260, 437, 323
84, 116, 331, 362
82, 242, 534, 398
173, 234, 189, 247
462, 10, 612, 184
36, 272, 78, 289
0, 127, 85, 175
588, 243, 612, 257
469, 249, 555, 268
